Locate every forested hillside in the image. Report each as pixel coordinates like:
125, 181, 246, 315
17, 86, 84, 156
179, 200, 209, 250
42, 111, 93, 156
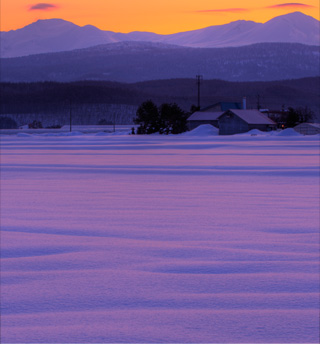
1, 77, 319, 126
1, 42, 319, 83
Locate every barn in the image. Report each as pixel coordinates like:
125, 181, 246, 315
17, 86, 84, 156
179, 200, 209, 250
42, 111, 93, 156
218, 109, 277, 135
187, 101, 242, 130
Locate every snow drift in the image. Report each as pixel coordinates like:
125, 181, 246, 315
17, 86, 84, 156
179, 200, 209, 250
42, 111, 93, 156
1, 133, 319, 343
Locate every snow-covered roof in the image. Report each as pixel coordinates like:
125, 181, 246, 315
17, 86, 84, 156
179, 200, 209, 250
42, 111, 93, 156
227, 109, 276, 125
300, 123, 320, 129
188, 111, 224, 121
294, 122, 320, 131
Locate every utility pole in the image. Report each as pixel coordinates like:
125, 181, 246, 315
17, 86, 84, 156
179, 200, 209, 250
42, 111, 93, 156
257, 94, 261, 110
69, 99, 72, 132
113, 113, 116, 133
196, 75, 203, 110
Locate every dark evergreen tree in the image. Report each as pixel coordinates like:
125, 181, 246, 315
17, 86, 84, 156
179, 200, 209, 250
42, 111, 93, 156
159, 103, 188, 134
286, 108, 299, 127
286, 107, 314, 127
295, 106, 314, 123
135, 101, 188, 135
134, 100, 160, 134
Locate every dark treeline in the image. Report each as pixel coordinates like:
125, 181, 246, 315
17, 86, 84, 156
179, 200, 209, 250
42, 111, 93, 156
132, 77, 320, 116
1, 77, 319, 121
0, 81, 144, 114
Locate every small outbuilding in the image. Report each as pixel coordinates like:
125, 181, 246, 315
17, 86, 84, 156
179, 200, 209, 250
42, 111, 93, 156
187, 111, 223, 130
218, 109, 277, 135
294, 123, 320, 135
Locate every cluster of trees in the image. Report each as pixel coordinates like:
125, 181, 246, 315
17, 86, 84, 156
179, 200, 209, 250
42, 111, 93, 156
28, 120, 43, 129
269, 106, 315, 128
285, 107, 314, 127
134, 101, 189, 134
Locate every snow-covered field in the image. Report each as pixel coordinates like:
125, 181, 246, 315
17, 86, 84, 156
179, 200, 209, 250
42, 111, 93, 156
1, 128, 319, 343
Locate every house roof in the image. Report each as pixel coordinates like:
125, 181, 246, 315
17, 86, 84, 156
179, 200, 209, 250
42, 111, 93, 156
188, 111, 224, 121
294, 122, 320, 131
304, 123, 320, 129
226, 109, 276, 125
201, 102, 242, 112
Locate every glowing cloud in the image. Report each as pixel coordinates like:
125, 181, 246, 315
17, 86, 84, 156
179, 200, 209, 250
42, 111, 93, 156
267, 3, 315, 9
197, 8, 249, 13
29, 3, 58, 11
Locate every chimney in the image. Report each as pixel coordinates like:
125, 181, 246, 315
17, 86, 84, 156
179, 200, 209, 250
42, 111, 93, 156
242, 97, 247, 110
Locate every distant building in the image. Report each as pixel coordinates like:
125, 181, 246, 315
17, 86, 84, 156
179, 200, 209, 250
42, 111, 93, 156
218, 109, 277, 135
187, 101, 243, 130
201, 102, 243, 112
260, 109, 288, 129
294, 123, 320, 135
187, 111, 223, 130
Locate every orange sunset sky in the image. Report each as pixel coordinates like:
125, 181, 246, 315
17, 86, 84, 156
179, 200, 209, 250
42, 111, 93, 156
1, 1, 319, 33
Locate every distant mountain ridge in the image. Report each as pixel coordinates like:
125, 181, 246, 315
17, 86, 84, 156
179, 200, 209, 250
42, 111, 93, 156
1, 12, 319, 58
1, 42, 318, 83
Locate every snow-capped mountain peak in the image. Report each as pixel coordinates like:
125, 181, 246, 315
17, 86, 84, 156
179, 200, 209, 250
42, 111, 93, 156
1, 12, 319, 58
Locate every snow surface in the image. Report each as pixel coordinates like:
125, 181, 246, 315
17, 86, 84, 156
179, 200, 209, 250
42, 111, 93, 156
276, 128, 304, 137
183, 124, 219, 136
0, 132, 319, 343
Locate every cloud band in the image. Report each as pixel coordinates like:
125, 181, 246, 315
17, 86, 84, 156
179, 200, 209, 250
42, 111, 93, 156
197, 8, 249, 14
29, 3, 58, 11
267, 3, 315, 9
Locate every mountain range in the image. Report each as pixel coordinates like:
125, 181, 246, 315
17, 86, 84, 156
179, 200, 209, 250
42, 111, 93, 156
1, 12, 319, 58
1, 42, 319, 83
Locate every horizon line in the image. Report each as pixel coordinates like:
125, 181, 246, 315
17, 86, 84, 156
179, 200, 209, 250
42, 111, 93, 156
2, 11, 319, 35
